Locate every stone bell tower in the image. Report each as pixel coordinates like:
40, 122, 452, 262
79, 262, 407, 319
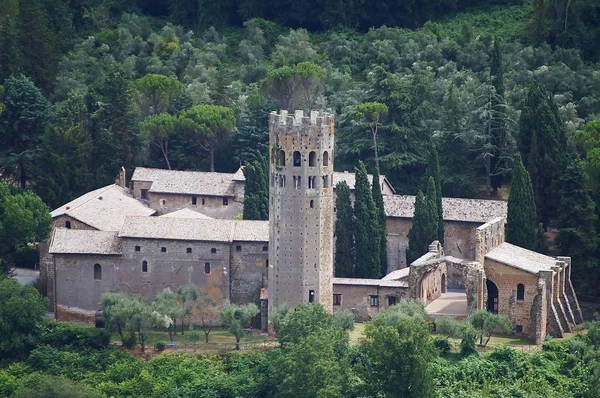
268, 110, 335, 315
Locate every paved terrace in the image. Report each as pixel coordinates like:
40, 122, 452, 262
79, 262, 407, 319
425, 291, 469, 318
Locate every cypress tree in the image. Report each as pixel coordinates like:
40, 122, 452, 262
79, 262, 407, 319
489, 38, 509, 193
334, 181, 354, 277
506, 153, 538, 250
426, 144, 444, 244
407, 182, 438, 265
0, 16, 22, 83
519, 82, 569, 226
371, 167, 388, 277
555, 160, 598, 285
426, 176, 439, 243
354, 161, 380, 278
243, 153, 269, 220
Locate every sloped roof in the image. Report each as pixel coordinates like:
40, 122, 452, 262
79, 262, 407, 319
382, 267, 410, 281
383, 195, 507, 223
51, 184, 156, 231
333, 277, 408, 288
233, 220, 269, 242
333, 171, 395, 193
49, 229, 122, 255
131, 167, 243, 196
160, 208, 213, 219
485, 242, 555, 274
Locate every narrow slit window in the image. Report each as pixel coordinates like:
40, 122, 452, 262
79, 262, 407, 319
323, 151, 329, 166
309, 290, 315, 303
65, 221, 71, 229
204, 262, 211, 274
94, 264, 101, 280
142, 261, 148, 273
517, 284, 525, 301
310, 200, 314, 208
333, 294, 342, 306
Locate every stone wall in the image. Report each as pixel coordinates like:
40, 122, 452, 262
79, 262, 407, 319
475, 217, 505, 265
483, 259, 539, 339
147, 191, 244, 219
408, 242, 447, 305
332, 283, 409, 321
230, 241, 269, 306
52, 215, 95, 230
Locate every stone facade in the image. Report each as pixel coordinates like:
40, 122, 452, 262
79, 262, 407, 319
268, 110, 335, 314
332, 281, 409, 322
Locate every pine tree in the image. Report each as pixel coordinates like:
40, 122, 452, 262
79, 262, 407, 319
354, 161, 380, 278
519, 82, 569, 226
555, 160, 598, 285
371, 167, 388, 277
334, 181, 354, 277
0, 16, 22, 83
407, 190, 437, 264
426, 144, 444, 244
506, 153, 538, 250
489, 38, 510, 193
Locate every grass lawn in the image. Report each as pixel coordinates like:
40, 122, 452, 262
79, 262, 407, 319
349, 322, 366, 345
111, 328, 275, 347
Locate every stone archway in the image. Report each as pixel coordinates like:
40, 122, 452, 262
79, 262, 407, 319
486, 279, 499, 314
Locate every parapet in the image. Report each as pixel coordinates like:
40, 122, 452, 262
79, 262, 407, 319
269, 110, 334, 135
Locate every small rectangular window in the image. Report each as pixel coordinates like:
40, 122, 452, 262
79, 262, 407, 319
161, 247, 167, 253
262, 246, 268, 252
186, 248, 192, 253
223, 197, 229, 205
309, 290, 315, 303
162, 199, 166, 205
204, 262, 211, 274
388, 296, 397, 306
135, 246, 141, 252
236, 245, 242, 252
192, 196, 197, 205
370, 295, 379, 307
211, 248, 217, 254
333, 294, 342, 306
516, 325, 523, 333
202, 198, 205, 205
140, 189, 148, 199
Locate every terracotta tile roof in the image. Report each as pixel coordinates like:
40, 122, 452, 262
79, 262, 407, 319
49, 229, 122, 255
485, 242, 555, 274
131, 167, 243, 196
160, 209, 213, 219
119, 217, 269, 243
383, 195, 507, 223
50, 184, 156, 231
333, 171, 395, 193
333, 277, 408, 288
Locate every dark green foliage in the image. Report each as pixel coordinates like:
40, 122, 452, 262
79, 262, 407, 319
11, 373, 103, 398
426, 144, 444, 244
0, 277, 48, 359
278, 303, 333, 346
155, 340, 166, 351
243, 153, 269, 220
555, 161, 598, 291
371, 167, 388, 277
519, 82, 569, 227
334, 181, 354, 277
506, 153, 538, 250
0, 16, 22, 83
433, 336, 451, 355
38, 322, 111, 351
407, 187, 438, 264
489, 38, 510, 192
353, 161, 380, 278
0, 75, 51, 188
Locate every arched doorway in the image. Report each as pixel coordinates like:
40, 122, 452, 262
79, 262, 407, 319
441, 273, 447, 293
486, 279, 499, 314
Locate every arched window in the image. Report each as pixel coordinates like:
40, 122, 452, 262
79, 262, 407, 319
205, 262, 211, 274
142, 261, 148, 273
278, 150, 286, 166
308, 176, 316, 189
65, 221, 71, 229
279, 175, 286, 188
309, 151, 316, 167
94, 264, 101, 280
517, 284, 525, 301
293, 151, 301, 167
322, 175, 329, 188
323, 151, 329, 166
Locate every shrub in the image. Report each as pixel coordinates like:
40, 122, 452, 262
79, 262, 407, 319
333, 310, 355, 331
460, 325, 478, 357
489, 346, 517, 362
11, 373, 102, 398
123, 332, 137, 349
155, 341, 166, 351
39, 322, 110, 350
433, 336, 451, 355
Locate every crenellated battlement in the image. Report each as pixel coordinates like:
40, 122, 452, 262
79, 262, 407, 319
269, 110, 334, 134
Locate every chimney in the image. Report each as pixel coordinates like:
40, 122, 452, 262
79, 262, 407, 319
115, 167, 126, 187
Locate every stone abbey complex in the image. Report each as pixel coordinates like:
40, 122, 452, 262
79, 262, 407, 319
40, 110, 582, 344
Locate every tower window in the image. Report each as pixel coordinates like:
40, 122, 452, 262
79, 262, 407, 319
142, 261, 148, 273
223, 197, 229, 205
517, 284, 525, 301
308, 176, 316, 189
370, 295, 379, 307
309, 290, 315, 303
94, 264, 101, 280
204, 262, 211, 274
279, 175, 286, 188
294, 176, 301, 189
278, 150, 286, 166
271, 173, 275, 187
293, 151, 301, 167
309, 151, 316, 167
333, 294, 342, 306
310, 200, 314, 208
271, 147, 276, 164
65, 221, 71, 229
323, 151, 329, 166
322, 176, 329, 188
192, 196, 197, 205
